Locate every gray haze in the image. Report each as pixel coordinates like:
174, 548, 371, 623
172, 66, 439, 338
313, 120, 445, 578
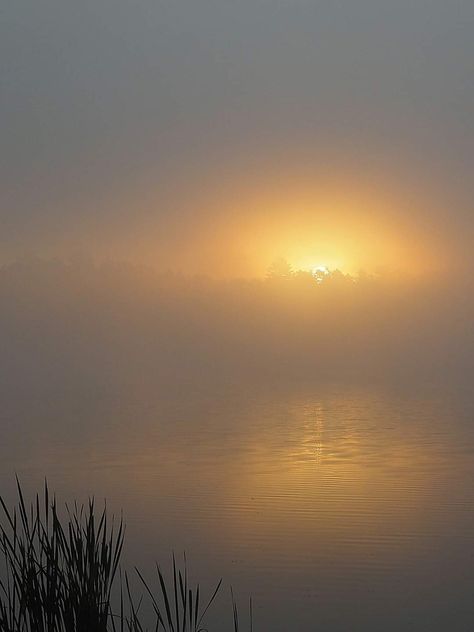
1, 0, 473, 266
2, 7, 474, 630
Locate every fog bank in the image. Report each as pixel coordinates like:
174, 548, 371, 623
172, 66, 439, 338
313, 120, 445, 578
1, 260, 472, 398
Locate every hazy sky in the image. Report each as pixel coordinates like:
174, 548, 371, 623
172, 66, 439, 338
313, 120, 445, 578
1, 0, 473, 275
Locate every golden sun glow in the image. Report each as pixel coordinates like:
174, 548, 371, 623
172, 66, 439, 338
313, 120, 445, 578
127, 158, 445, 280
192, 169, 440, 279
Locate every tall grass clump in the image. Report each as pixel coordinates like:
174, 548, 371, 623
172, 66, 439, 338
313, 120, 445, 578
0, 481, 252, 632
134, 554, 222, 632
0, 480, 123, 632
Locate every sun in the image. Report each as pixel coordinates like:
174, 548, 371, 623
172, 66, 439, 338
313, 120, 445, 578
311, 265, 330, 276
310, 265, 331, 283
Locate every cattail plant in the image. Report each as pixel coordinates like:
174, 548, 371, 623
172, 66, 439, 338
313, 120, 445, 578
0, 479, 123, 632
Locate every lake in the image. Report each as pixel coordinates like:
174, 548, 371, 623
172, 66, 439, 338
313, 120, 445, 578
1, 376, 474, 631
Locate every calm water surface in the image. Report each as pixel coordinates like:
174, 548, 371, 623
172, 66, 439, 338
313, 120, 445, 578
1, 377, 474, 631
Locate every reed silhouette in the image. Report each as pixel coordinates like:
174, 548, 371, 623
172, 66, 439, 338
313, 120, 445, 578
0, 481, 251, 632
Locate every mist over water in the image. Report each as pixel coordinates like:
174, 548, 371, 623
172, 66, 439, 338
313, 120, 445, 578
1, 259, 474, 630
1, 259, 472, 392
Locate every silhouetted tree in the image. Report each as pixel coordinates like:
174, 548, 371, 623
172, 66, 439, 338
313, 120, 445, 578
266, 257, 294, 280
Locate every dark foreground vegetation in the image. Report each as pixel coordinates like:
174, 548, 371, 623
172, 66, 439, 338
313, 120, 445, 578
0, 482, 252, 632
